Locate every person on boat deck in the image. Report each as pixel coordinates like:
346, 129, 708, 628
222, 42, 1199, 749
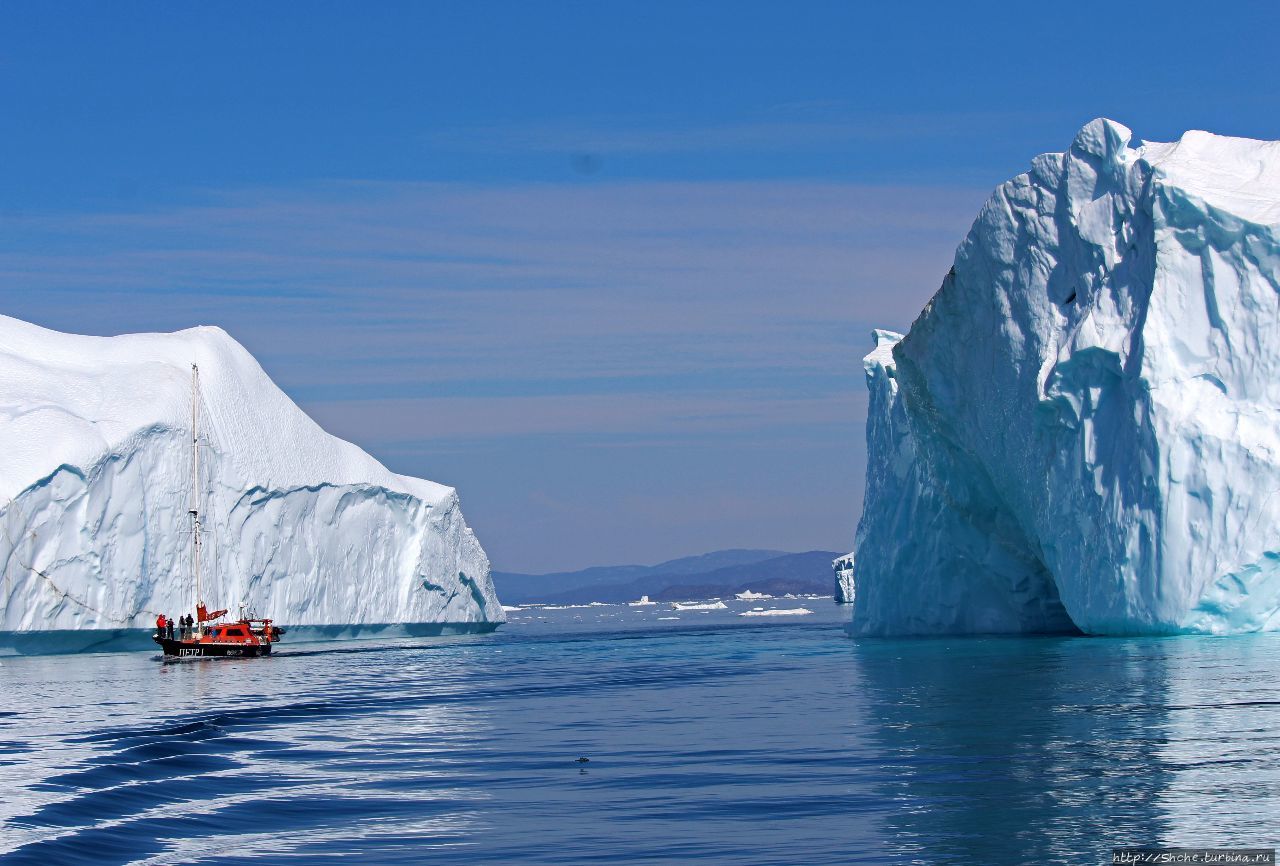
156, 613, 167, 636
185, 613, 194, 637
167, 617, 176, 641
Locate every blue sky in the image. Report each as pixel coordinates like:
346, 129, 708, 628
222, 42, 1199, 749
2, 1, 1278, 571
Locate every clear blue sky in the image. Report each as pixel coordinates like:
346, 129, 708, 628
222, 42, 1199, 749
2, 1, 1278, 571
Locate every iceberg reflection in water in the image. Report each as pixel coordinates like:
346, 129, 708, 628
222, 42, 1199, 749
847, 635, 1280, 862
1, 605, 1277, 863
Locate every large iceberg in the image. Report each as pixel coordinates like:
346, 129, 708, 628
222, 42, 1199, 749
0, 316, 504, 652
853, 119, 1280, 636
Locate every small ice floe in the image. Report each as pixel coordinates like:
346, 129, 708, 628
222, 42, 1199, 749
543, 604, 592, 610
738, 607, 814, 617
628, 595, 657, 607
657, 616, 680, 621
735, 590, 772, 601
501, 605, 522, 613
670, 600, 727, 611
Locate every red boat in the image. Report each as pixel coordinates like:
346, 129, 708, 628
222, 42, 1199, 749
154, 364, 285, 660
154, 604, 285, 658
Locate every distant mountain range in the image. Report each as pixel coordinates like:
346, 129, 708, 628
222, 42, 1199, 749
492, 549, 840, 605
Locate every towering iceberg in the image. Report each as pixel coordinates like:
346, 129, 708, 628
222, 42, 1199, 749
0, 316, 504, 651
853, 119, 1280, 636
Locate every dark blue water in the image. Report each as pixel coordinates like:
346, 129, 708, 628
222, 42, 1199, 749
2, 602, 1278, 864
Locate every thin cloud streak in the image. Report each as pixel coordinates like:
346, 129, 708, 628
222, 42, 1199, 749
1, 179, 986, 375
0, 177, 982, 569
305, 391, 866, 445
418, 108, 1069, 157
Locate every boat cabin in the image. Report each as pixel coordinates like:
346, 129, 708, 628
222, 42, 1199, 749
207, 622, 255, 642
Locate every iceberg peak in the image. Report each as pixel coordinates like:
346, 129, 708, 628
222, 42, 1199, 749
1071, 117, 1132, 163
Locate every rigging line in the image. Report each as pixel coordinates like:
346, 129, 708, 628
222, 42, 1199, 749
2, 497, 161, 625
0, 368, 225, 628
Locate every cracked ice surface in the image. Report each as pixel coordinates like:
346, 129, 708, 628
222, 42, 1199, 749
853, 119, 1280, 636
0, 316, 504, 632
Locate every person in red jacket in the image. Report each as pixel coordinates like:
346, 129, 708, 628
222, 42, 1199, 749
156, 613, 167, 639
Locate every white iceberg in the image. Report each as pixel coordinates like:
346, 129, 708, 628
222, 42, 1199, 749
832, 552, 855, 604
853, 119, 1280, 636
735, 590, 772, 600
670, 600, 727, 611
627, 595, 657, 606
739, 607, 813, 617
0, 316, 504, 652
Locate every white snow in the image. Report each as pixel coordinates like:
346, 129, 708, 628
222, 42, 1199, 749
853, 119, 1280, 636
0, 315, 504, 634
739, 607, 813, 617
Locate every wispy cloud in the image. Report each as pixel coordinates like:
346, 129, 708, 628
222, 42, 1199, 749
418, 108, 1067, 158
0, 178, 985, 379
0, 177, 986, 569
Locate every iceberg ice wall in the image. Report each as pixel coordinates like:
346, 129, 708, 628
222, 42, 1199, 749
0, 316, 505, 640
853, 119, 1280, 636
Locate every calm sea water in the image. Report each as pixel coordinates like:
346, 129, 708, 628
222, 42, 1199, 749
2, 599, 1278, 865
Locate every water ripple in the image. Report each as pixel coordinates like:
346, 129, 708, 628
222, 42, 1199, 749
3, 614, 1280, 864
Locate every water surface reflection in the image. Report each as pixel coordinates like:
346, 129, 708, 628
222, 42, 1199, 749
849, 635, 1280, 862
1, 612, 1276, 864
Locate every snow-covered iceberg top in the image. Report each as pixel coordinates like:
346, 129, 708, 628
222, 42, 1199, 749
0, 315, 505, 633
853, 119, 1280, 636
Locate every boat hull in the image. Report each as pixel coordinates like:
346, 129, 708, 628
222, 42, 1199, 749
154, 637, 272, 658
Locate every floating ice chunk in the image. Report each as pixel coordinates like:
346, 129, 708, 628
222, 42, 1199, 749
833, 552, 855, 604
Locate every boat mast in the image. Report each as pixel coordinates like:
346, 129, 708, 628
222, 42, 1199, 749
190, 363, 203, 636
